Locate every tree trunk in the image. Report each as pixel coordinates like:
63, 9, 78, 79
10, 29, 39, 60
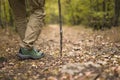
96, 0, 99, 11
113, 0, 120, 26
0, 0, 3, 28
9, 7, 14, 27
3, 0, 8, 27
102, 0, 106, 29
66, 0, 76, 25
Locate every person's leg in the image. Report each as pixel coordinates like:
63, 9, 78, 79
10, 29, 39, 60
19, 0, 45, 59
9, 0, 45, 59
22, 0, 45, 49
8, 0, 27, 40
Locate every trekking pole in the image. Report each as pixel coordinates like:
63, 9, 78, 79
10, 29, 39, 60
58, 0, 63, 57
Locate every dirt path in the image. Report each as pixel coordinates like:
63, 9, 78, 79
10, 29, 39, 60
0, 25, 120, 80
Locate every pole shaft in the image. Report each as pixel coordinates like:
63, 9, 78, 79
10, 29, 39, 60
58, 0, 63, 57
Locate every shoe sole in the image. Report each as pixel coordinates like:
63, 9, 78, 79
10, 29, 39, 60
18, 53, 44, 60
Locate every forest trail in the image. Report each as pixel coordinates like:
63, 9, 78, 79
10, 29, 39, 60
0, 25, 120, 80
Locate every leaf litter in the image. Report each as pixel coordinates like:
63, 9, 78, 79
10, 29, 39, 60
0, 25, 120, 80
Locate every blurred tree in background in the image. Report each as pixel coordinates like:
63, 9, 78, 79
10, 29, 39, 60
0, 0, 13, 28
0, 0, 120, 30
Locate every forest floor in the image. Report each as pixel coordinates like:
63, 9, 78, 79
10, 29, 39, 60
0, 25, 120, 80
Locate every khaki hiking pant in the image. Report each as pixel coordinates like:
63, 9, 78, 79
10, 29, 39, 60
9, 0, 45, 49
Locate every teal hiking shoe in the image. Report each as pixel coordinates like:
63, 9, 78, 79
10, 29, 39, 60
18, 47, 44, 59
